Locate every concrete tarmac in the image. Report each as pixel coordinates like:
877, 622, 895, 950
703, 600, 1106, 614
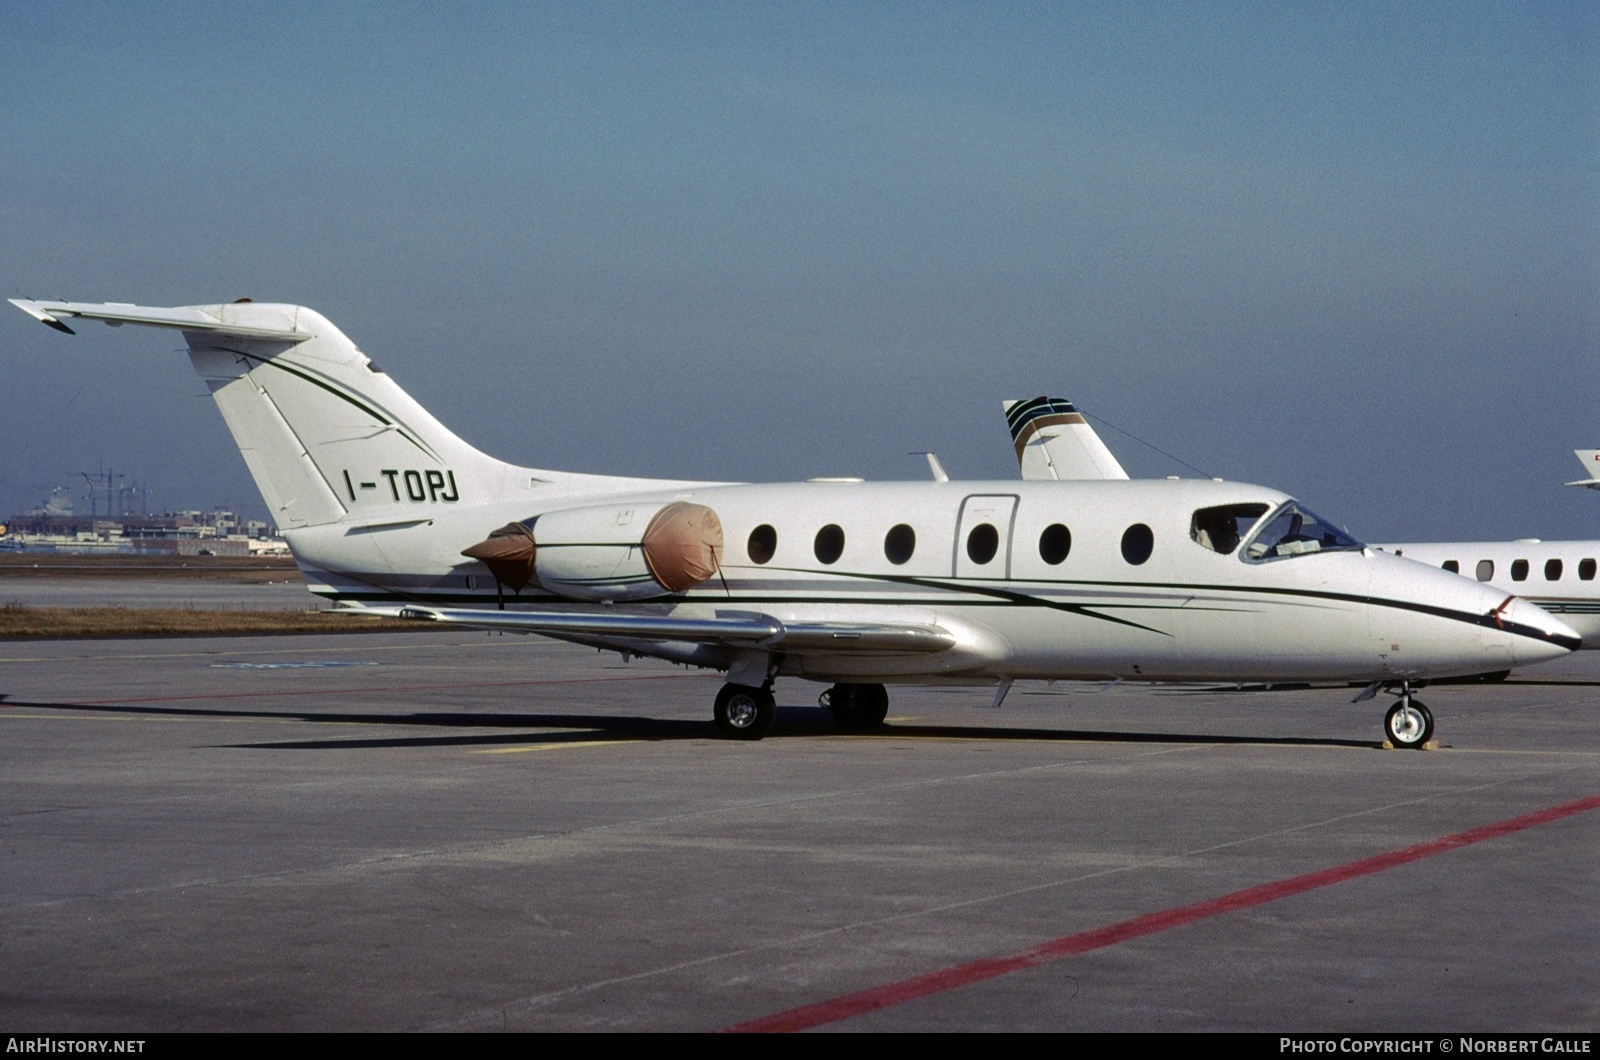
0, 630, 1595, 1032
0, 577, 319, 611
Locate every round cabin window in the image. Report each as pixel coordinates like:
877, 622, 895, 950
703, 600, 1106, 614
884, 523, 916, 565
1121, 523, 1154, 565
747, 524, 776, 565
966, 523, 999, 565
814, 524, 845, 565
1039, 524, 1071, 565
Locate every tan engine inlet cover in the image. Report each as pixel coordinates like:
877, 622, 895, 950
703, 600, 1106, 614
640, 502, 723, 592
460, 522, 537, 591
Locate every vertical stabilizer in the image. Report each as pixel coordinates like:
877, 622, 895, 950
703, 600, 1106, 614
181, 303, 514, 528
1002, 396, 1129, 481
9, 299, 705, 532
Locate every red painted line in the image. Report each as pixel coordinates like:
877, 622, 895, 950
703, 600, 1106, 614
725, 793, 1600, 1033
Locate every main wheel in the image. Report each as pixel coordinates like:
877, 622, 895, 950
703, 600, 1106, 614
714, 684, 776, 741
826, 683, 889, 731
1384, 699, 1434, 749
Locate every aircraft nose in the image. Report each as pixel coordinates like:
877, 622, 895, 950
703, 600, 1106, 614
1495, 596, 1582, 667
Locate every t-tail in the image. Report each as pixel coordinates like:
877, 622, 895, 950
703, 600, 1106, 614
9, 299, 695, 531
1564, 449, 1600, 491
1002, 396, 1129, 481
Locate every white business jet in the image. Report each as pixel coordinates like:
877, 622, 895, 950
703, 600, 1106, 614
9, 301, 1580, 748
1004, 397, 1600, 651
1375, 537, 1600, 649
1375, 452, 1600, 646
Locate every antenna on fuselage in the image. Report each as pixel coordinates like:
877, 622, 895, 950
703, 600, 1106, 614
912, 452, 949, 483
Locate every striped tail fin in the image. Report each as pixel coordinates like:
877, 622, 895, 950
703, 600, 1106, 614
1002, 397, 1129, 481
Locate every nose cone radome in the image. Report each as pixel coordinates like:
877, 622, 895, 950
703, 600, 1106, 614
1498, 596, 1582, 668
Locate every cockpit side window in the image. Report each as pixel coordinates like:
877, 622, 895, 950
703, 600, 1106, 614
1190, 504, 1270, 556
1243, 503, 1364, 562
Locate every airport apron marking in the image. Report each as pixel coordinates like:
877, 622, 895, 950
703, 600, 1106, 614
723, 793, 1600, 1033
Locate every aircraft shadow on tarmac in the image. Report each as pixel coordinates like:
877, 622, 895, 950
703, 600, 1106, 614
0, 697, 1376, 751
1146, 676, 1600, 695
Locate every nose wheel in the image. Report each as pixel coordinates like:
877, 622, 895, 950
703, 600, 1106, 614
714, 683, 776, 741
1384, 697, 1434, 749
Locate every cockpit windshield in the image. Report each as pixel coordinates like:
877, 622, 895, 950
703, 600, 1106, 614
1243, 502, 1364, 561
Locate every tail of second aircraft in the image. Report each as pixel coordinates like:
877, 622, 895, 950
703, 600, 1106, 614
9, 299, 684, 529
1003, 396, 1129, 481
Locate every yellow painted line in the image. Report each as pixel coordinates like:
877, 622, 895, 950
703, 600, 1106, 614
474, 739, 638, 755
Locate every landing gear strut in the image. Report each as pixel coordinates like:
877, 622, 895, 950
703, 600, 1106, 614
1384, 683, 1434, 749
714, 683, 776, 741
821, 683, 889, 731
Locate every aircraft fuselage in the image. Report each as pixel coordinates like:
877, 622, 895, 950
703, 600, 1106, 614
287, 477, 1572, 685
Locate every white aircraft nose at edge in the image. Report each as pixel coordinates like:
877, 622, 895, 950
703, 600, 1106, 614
9, 300, 1582, 747
1002, 396, 1600, 654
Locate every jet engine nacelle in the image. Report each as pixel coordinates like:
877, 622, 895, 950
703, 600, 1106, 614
462, 500, 724, 602
534, 500, 724, 601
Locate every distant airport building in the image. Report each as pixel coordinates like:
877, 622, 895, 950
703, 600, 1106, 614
3, 491, 283, 556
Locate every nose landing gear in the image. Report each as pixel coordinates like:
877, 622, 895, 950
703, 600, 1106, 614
1383, 682, 1435, 749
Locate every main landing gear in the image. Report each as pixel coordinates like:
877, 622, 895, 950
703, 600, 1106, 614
711, 681, 892, 740
1383, 683, 1435, 750
713, 683, 776, 741
821, 683, 889, 732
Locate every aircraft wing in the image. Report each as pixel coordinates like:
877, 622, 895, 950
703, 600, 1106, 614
9, 298, 308, 340
366, 605, 958, 655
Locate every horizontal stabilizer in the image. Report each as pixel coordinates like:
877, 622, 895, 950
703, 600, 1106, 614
9, 299, 309, 340
367, 605, 956, 654
1565, 449, 1600, 490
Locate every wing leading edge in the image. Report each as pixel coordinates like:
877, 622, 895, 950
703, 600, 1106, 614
374, 605, 957, 654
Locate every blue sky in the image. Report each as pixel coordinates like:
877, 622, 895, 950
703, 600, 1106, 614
2, 1, 1596, 539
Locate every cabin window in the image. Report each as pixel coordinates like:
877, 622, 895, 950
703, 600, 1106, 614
884, 524, 916, 565
966, 523, 1000, 565
814, 524, 845, 564
1581, 559, 1597, 581
1190, 503, 1269, 555
1039, 524, 1072, 565
747, 524, 777, 565
1242, 503, 1363, 562
1121, 523, 1154, 565
1545, 559, 1563, 581
1475, 560, 1494, 582
1511, 560, 1529, 582
1442, 560, 1460, 574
